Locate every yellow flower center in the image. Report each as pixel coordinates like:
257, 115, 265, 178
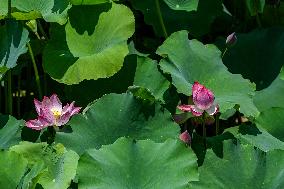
51, 108, 62, 120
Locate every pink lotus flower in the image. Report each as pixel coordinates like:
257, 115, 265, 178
179, 131, 191, 144
26, 94, 81, 130
178, 82, 218, 116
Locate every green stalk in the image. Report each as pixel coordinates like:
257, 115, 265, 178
37, 20, 48, 40
7, 71, 12, 115
155, 0, 168, 38
7, 0, 11, 18
202, 115, 206, 138
17, 74, 21, 118
202, 113, 207, 148
255, 13, 262, 28
27, 42, 42, 99
221, 47, 228, 59
215, 114, 220, 135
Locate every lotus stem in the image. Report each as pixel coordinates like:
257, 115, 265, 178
221, 47, 228, 59
155, 0, 168, 38
7, 71, 12, 115
27, 42, 42, 99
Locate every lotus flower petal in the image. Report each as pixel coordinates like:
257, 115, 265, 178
190, 105, 204, 116
179, 131, 191, 144
177, 105, 192, 112
50, 94, 62, 112
26, 118, 48, 130
57, 112, 71, 126
34, 99, 42, 115
62, 101, 81, 116
192, 81, 215, 110
205, 104, 219, 115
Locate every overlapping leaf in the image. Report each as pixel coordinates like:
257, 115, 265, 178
0, 0, 71, 24
0, 20, 29, 72
78, 138, 198, 189
0, 151, 28, 189
130, 57, 170, 102
189, 140, 284, 188
10, 142, 79, 189
226, 124, 284, 152
156, 30, 259, 118
43, 3, 135, 84
254, 67, 284, 141
56, 93, 180, 154
0, 115, 22, 149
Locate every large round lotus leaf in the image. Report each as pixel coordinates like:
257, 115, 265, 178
0, 20, 29, 70
163, 0, 199, 11
189, 140, 284, 188
130, 0, 224, 38
0, 115, 22, 149
10, 142, 79, 189
56, 93, 180, 155
254, 69, 284, 141
78, 138, 198, 189
156, 30, 259, 118
0, 0, 71, 24
43, 3, 135, 84
223, 27, 284, 90
0, 151, 28, 189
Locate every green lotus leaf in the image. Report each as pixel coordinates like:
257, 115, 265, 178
10, 142, 79, 189
222, 28, 284, 90
78, 138, 198, 189
0, 20, 29, 71
43, 3, 135, 84
254, 68, 284, 141
226, 124, 284, 152
70, 0, 118, 5
132, 57, 170, 102
130, 0, 224, 37
0, 151, 28, 189
163, 0, 199, 11
156, 30, 259, 118
0, 115, 22, 149
56, 93, 180, 154
0, 0, 71, 24
189, 140, 284, 188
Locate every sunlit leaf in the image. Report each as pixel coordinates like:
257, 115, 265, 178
0, 20, 29, 70
0, 115, 22, 149
0, 0, 71, 24
10, 142, 79, 189
43, 3, 135, 84
0, 151, 28, 189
